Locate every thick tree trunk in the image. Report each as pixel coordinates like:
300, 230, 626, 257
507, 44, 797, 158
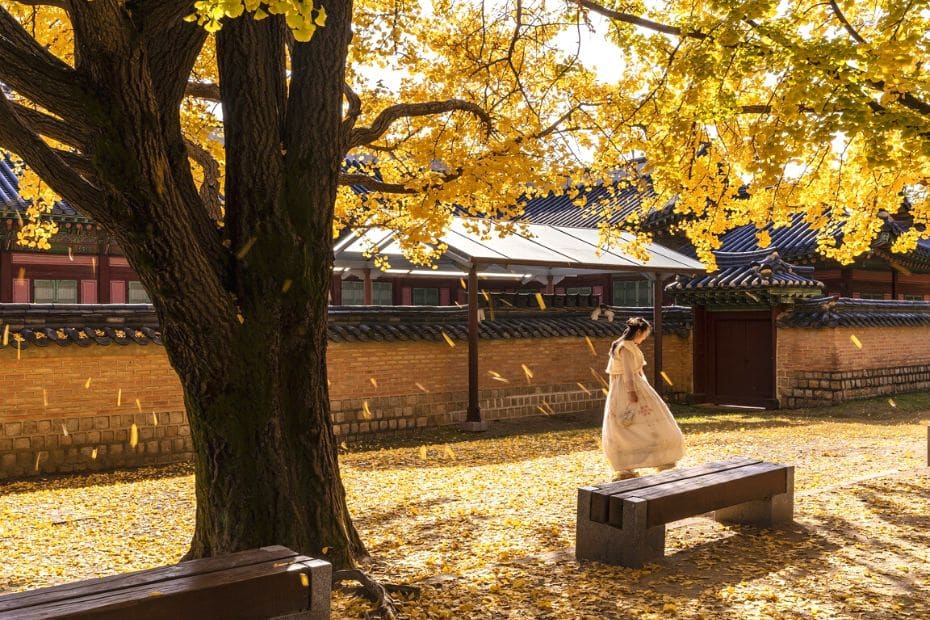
175, 282, 366, 569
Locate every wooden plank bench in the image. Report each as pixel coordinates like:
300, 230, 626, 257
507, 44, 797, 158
576, 457, 794, 567
0, 545, 331, 619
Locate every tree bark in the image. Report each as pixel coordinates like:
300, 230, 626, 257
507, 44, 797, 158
1, 0, 366, 569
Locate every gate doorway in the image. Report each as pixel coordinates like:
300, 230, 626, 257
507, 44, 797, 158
696, 309, 777, 408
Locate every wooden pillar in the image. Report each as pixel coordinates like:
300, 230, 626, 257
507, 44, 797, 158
652, 273, 664, 394
96, 253, 110, 303
463, 262, 487, 431
545, 274, 554, 294
0, 243, 11, 303
363, 268, 373, 305
891, 268, 897, 300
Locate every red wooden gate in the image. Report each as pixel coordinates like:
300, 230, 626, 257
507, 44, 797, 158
696, 310, 777, 408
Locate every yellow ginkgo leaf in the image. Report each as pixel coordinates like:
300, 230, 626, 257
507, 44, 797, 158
129, 423, 139, 449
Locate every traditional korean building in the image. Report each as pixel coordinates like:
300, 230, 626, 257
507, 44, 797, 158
1, 156, 149, 304
5, 153, 930, 305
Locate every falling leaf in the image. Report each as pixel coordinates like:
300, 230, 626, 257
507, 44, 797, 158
281, 279, 293, 293
601, 388, 608, 396
415, 382, 429, 393
585, 336, 597, 356
577, 382, 592, 395
61, 424, 68, 437
42, 389, 48, 407
488, 370, 501, 378
84, 378, 92, 389
152, 412, 159, 426
362, 401, 372, 419
340, 441, 348, 451
850, 334, 863, 349
67, 246, 74, 261
521, 364, 534, 381
590, 367, 609, 388
17, 338, 21, 360
135, 398, 142, 413
888, 399, 897, 408
459, 278, 467, 289
369, 377, 378, 388
16, 267, 25, 280
148, 591, 163, 597
321, 547, 330, 554
535, 292, 546, 310
90, 448, 97, 460
129, 423, 139, 448
660, 371, 673, 386
481, 290, 490, 302
419, 445, 428, 459
491, 376, 509, 383
237, 313, 245, 324
91, 257, 96, 277
299, 573, 309, 587
117, 389, 122, 407
34, 452, 42, 471
443, 445, 456, 460
235, 237, 257, 259
441, 331, 455, 347
2, 324, 8, 346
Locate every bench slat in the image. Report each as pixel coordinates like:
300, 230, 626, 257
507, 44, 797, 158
607, 462, 788, 528
588, 458, 761, 523
0, 546, 299, 613
3, 557, 319, 620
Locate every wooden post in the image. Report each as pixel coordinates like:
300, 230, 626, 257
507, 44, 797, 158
546, 274, 554, 294
463, 262, 487, 431
96, 252, 110, 303
891, 268, 897, 300
0, 244, 11, 303
362, 267, 373, 305
653, 273, 664, 394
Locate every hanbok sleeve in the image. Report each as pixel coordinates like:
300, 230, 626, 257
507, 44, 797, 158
619, 345, 637, 391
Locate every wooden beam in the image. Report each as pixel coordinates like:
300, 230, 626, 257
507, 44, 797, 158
463, 262, 487, 431
653, 273, 664, 394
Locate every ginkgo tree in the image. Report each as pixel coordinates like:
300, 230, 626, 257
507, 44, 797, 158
2, 0, 929, 592
0, 0, 604, 580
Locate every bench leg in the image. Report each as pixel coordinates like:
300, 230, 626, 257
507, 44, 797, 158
576, 490, 665, 568
715, 466, 794, 527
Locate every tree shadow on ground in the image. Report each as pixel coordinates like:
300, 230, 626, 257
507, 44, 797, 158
0, 462, 193, 497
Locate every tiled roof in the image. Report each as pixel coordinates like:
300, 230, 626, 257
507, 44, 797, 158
778, 296, 930, 328
0, 156, 86, 221
0, 303, 693, 349
516, 182, 678, 232
666, 250, 823, 305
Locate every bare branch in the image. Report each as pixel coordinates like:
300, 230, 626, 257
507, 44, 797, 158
185, 138, 224, 220
575, 0, 708, 39
0, 90, 102, 208
828, 0, 867, 45
349, 99, 493, 149
185, 81, 222, 101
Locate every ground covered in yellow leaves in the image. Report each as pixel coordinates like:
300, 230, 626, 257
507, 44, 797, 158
2, 394, 930, 618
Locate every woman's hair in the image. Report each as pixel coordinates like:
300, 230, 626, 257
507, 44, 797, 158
609, 317, 652, 356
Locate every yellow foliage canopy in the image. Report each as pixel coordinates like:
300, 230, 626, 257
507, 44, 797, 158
4, 1, 930, 269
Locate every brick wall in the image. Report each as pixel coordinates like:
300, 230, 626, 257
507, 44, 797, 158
0, 333, 692, 478
777, 325, 930, 407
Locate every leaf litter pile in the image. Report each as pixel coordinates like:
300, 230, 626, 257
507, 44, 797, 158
2, 398, 930, 619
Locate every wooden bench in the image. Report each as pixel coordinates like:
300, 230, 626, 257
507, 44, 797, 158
0, 545, 330, 619
576, 457, 794, 567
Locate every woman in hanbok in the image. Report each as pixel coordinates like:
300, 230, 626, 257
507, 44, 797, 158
602, 317, 685, 480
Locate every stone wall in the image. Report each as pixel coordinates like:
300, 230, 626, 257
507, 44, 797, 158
0, 330, 693, 479
776, 325, 930, 407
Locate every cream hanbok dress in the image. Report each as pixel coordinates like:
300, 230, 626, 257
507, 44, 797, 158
601, 340, 685, 472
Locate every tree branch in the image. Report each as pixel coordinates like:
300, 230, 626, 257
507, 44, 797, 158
185, 138, 224, 220
186, 80, 222, 101
828, 0, 867, 45
10, 102, 89, 148
575, 0, 708, 40
9, 0, 68, 10
0, 90, 102, 209
0, 7, 91, 120
339, 171, 462, 195
342, 82, 362, 138
349, 99, 493, 149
